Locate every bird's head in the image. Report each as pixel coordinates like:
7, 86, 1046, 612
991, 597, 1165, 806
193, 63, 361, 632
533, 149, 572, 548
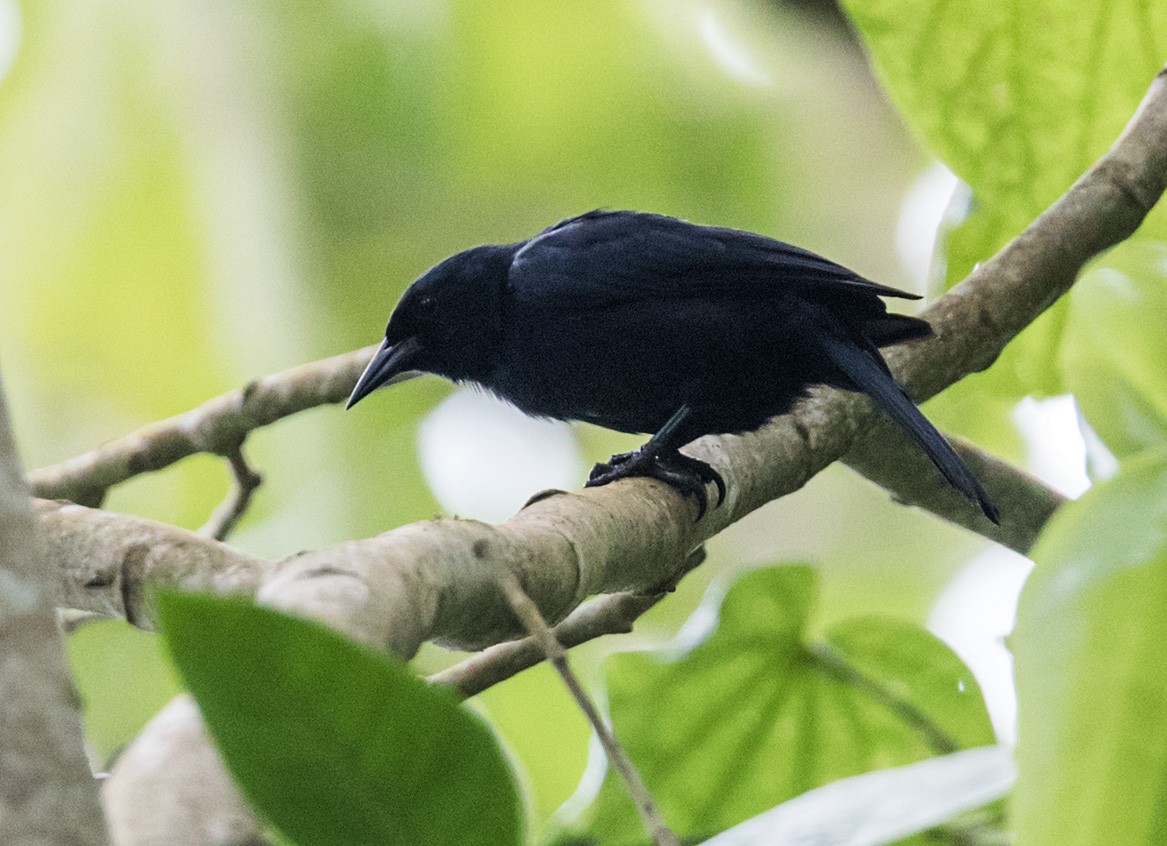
346, 243, 517, 409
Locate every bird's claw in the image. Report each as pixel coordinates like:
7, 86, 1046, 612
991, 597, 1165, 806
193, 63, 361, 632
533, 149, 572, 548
586, 448, 725, 520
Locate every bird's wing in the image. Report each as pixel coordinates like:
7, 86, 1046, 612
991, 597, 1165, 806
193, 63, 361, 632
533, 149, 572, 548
509, 210, 919, 309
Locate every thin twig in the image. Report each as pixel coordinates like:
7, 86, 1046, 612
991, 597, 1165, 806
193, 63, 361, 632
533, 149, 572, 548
198, 446, 263, 541
433, 548, 704, 698
495, 570, 681, 846
431, 590, 665, 697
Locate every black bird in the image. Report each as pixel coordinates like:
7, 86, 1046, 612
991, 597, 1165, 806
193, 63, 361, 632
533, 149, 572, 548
347, 210, 998, 523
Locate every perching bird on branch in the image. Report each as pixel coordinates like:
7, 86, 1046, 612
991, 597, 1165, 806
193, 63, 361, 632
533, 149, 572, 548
347, 210, 998, 523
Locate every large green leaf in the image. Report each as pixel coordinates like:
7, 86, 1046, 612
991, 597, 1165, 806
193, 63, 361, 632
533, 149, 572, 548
1012, 450, 1167, 845
158, 593, 523, 846
841, 0, 1167, 400
1059, 240, 1167, 459
573, 566, 993, 843
842, 0, 1167, 281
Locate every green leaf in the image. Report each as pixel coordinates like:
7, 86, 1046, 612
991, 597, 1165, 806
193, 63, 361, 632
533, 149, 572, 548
701, 746, 1013, 846
841, 0, 1167, 399
1060, 240, 1167, 459
1012, 450, 1167, 845
842, 0, 1167, 281
826, 618, 994, 753
157, 593, 522, 846
574, 566, 993, 843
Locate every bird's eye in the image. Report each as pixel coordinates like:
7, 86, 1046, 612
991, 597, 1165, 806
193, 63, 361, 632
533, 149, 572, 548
417, 295, 436, 313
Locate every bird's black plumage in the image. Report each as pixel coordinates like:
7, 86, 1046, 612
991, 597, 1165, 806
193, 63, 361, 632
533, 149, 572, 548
347, 210, 998, 523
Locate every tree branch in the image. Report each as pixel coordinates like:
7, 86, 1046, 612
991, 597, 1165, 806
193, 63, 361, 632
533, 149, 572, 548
26, 346, 377, 507
101, 696, 263, 846
847, 428, 1067, 553
36, 500, 263, 628
0, 376, 108, 845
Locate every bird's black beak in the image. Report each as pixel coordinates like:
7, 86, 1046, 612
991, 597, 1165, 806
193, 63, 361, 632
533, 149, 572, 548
346, 337, 422, 409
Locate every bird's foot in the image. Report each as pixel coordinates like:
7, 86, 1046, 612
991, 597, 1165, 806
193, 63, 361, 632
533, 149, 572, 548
586, 447, 726, 520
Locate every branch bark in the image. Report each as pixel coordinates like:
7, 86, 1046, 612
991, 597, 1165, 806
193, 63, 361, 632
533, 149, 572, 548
0, 375, 108, 845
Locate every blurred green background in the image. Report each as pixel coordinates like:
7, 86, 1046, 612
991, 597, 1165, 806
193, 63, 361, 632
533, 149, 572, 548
5, 0, 1145, 835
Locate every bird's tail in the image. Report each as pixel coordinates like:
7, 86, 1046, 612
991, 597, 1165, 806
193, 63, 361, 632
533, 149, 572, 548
818, 332, 999, 524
